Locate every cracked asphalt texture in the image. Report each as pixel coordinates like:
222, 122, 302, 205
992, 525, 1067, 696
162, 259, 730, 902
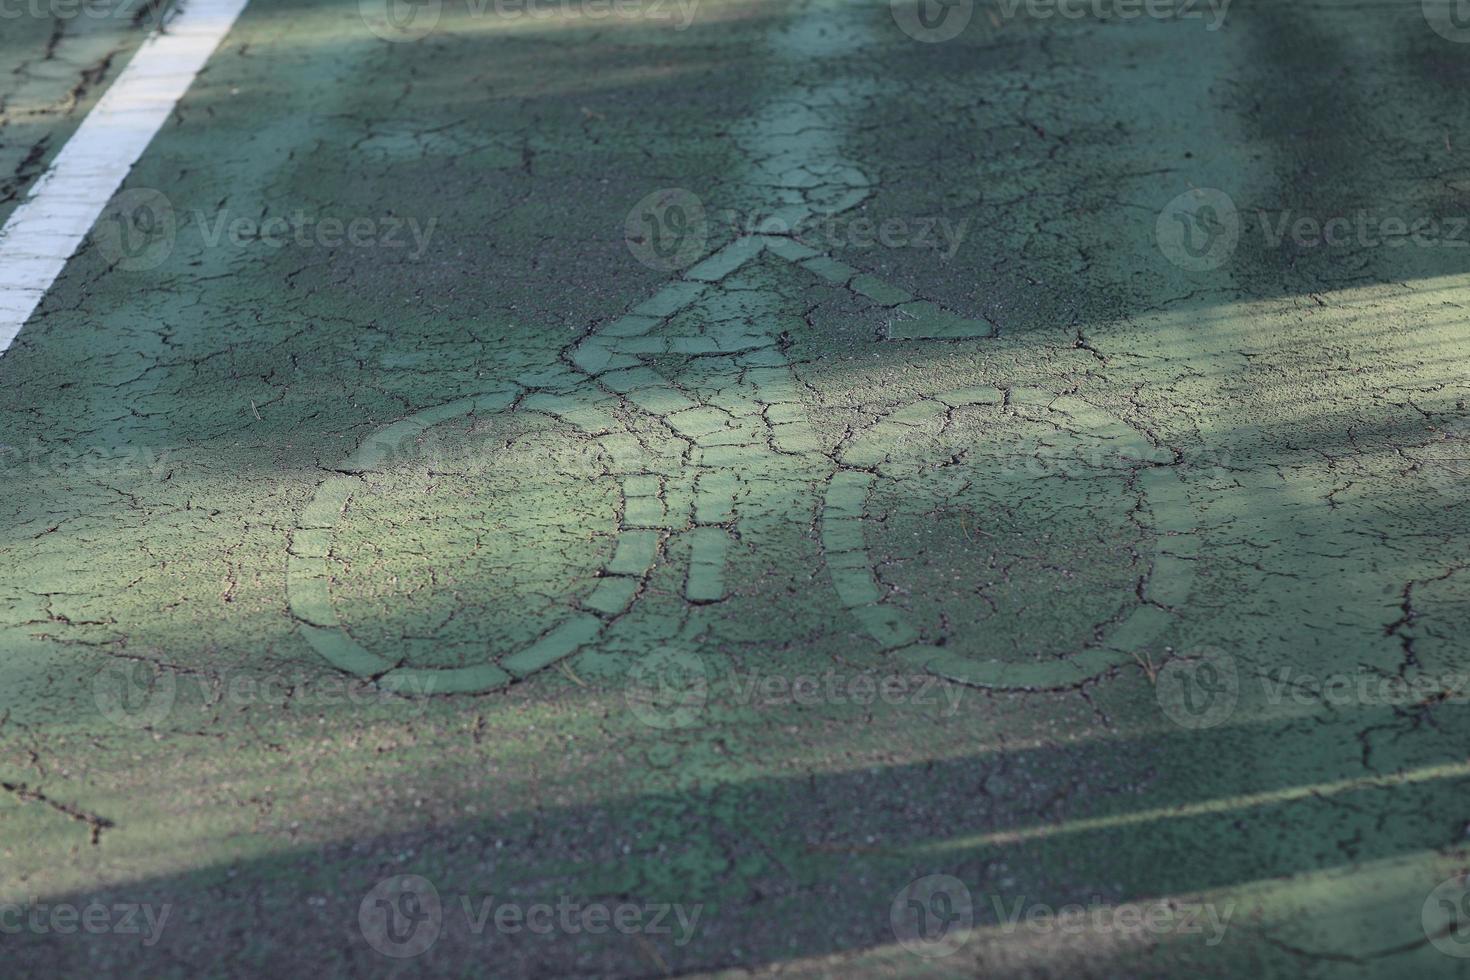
2, 0, 1470, 975
0, 0, 157, 227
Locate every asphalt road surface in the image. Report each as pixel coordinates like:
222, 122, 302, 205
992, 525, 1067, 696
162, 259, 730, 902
2, 0, 1470, 975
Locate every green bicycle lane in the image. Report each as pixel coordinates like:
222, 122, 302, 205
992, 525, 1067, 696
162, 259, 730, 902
2, 0, 1470, 975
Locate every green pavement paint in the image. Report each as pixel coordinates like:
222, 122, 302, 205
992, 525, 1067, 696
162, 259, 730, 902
1, 0, 1469, 974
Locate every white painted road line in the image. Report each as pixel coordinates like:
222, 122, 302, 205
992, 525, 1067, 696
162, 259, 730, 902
0, 0, 252, 357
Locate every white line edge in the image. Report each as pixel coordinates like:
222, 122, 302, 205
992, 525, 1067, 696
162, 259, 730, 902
0, 0, 251, 356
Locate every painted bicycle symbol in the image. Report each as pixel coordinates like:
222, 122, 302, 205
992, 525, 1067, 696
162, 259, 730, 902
288, 6, 1201, 695
288, 234, 1199, 694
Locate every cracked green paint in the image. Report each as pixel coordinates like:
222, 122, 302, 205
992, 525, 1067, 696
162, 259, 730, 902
3, 0, 1470, 975
288, 389, 659, 692
822, 389, 1201, 689
283, 2, 991, 691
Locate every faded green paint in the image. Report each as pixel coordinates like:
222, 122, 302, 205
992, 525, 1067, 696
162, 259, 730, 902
1, 0, 1469, 976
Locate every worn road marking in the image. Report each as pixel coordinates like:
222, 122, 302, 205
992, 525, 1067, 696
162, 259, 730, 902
823, 390, 1201, 690
0, 0, 251, 356
298, 3, 1182, 691
292, 3, 1193, 696
289, 2, 1012, 689
289, 389, 664, 694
